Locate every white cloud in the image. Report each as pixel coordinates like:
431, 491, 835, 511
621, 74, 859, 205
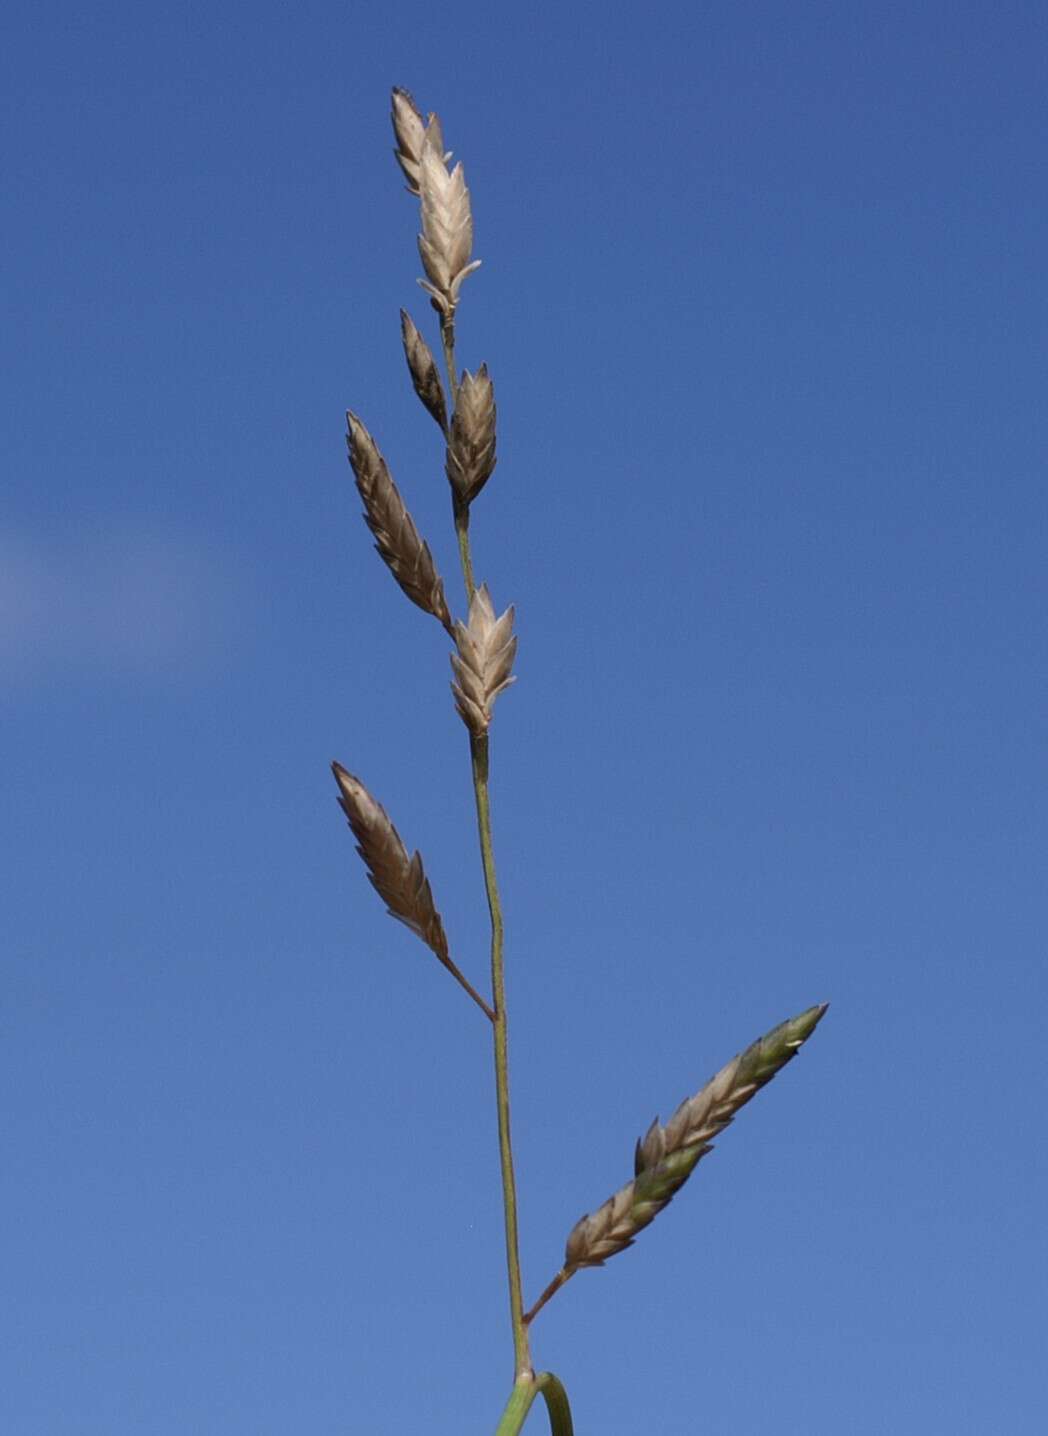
0, 521, 249, 680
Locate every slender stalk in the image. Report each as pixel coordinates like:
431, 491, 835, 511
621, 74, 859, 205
494, 1372, 575, 1436
523, 1268, 571, 1326
440, 314, 460, 408
471, 729, 529, 1376
441, 310, 530, 1378
454, 495, 477, 601
438, 951, 496, 1022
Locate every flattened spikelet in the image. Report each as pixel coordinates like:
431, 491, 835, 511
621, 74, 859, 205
450, 584, 517, 736
417, 136, 481, 317
400, 309, 448, 434
346, 412, 452, 631
391, 87, 447, 196
446, 365, 496, 506
331, 762, 451, 963
563, 1004, 828, 1272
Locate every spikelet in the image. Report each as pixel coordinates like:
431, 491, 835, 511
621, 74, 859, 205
445, 365, 496, 506
417, 135, 481, 318
346, 412, 452, 632
564, 1144, 708, 1271
331, 762, 451, 962
636, 1004, 829, 1173
562, 1004, 828, 1272
400, 309, 448, 434
391, 87, 447, 196
450, 584, 517, 736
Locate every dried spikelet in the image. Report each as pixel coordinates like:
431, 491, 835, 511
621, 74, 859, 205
563, 1004, 828, 1272
391, 87, 447, 196
450, 584, 517, 736
346, 412, 452, 632
400, 309, 448, 434
445, 365, 496, 506
331, 762, 451, 962
417, 136, 481, 318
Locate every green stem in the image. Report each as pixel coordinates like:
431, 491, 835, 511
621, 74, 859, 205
440, 313, 460, 409
472, 730, 529, 1377
440, 309, 530, 1379
494, 1372, 575, 1436
454, 496, 477, 601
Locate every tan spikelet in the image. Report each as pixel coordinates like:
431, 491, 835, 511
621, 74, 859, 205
445, 365, 496, 506
417, 136, 481, 317
450, 585, 517, 736
562, 1004, 828, 1273
331, 762, 451, 961
400, 309, 448, 434
346, 412, 452, 632
391, 87, 447, 196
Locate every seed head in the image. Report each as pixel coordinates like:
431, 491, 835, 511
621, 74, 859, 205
400, 309, 448, 434
446, 365, 496, 506
417, 135, 481, 317
391, 87, 447, 196
450, 584, 517, 736
346, 412, 452, 631
331, 762, 451, 964
563, 1004, 829, 1272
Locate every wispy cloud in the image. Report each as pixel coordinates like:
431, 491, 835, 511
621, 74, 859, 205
0, 521, 249, 681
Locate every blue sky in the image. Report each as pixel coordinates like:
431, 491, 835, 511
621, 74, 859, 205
3, 1, 1046, 1431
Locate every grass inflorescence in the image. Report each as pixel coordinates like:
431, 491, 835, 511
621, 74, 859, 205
330, 87, 828, 1435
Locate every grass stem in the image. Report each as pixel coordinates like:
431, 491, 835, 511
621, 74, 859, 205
443, 312, 530, 1379
454, 497, 477, 601
494, 1371, 575, 1436
471, 730, 529, 1377
440, 314, 460, 409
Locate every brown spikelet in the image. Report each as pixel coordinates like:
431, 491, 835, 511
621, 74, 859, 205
391, 87, 447, 196
562, 1004, 828, 1273
417, 135, 481, 317
331, 762, 451, 962
450, 584, 517, 736
400, 309, 448, 434
346, 412, 452, 632
445, 365, 496, 506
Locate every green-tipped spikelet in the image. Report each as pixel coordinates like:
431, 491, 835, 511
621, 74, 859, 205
563, 1004, 828, 1272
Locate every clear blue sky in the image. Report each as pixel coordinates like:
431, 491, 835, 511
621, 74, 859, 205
3, 2, 1046, 1432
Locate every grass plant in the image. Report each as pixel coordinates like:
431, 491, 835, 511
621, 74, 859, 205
332, 88, 828, 1434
